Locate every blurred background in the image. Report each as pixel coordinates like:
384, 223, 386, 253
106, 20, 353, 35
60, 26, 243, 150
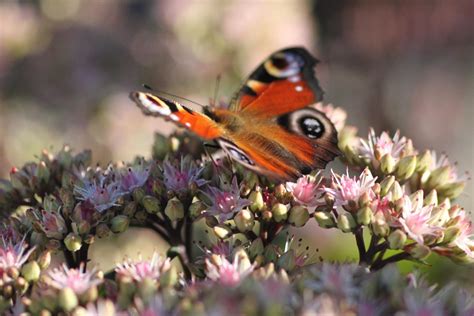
0, 0, 473, 284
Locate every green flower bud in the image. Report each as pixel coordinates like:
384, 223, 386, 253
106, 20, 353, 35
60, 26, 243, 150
234, 249, 252, 271
10, 170, 26, 191
164, 197, 185, 221
64, 233, 82, 252
358, 192, 372, 207
132, 187, 146, 203
337, 213, 356, 233
277, 250, 296, 271
426, 166, 451, 190
36, 161, 51, 183
38, 251, 51, 270
189, 200, 206, 218
14, 277, 28, 294
21, 261, 41, 282
274, 184, 287, 198
380, 176, 395, 196
395, 155, 417, 180
438, 182, 465, 200
415, 150, 432, 172
390, 181, 404, 201
288, 206, 309, 227
123, 201, 138, 217
142, 195, 161, 214
443, 226, 461, 244
79, 286, 98, 305
77, 221, 91, 235
372, 219, 389, 237
248, 238, 264, 259
380, 154, 396, 174
262, 210, 273, 221
160, 266, 178, 287
356, 206, 373, 226
111, 215, 130, 234
213, 225, 232, 239
234, 209, 255, 232
271, 203, 288, 222
423, 190, 438, 206
314, 211, 336, 228
138, 277, 156, 302
59, 287, 78, 312
96, 224, 112, 239
249, 190, 265, 212
408, 244, 431, 260
387, 229, 407, 249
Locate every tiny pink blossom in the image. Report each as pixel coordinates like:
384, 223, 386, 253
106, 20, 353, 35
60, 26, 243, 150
450, 210, 474, 259
286, 174, 323, 206
48, 263, 102, 295
398, 194, 441, 245
324, 168, 377, 208
205, 254, 254, 287
0, 238, 35, 280
115, 252, 171, 282
358, 129, 408, 168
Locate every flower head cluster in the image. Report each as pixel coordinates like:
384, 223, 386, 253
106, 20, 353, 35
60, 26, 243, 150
163, 155, 207, 193
119, 158, 151, 192
205, 250, 254, 287
205, 177, 250, 222
47, 263, 102, 295
286, 173, 324, 206
0, 238, 35, 281
115, 252, 171, 282
74, 172, 124, 213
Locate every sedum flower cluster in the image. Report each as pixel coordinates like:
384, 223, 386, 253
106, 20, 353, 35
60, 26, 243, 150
0, 102, 471, 314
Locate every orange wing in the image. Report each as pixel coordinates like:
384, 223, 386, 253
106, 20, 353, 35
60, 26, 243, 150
130, 92, 223, 140
230, 47, 324, 117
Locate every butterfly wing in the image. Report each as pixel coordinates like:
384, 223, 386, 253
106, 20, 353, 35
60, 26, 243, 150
230, 47, 324, 117
130, 91, 223, 139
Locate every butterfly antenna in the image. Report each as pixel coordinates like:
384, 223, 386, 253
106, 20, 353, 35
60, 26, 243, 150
210, 74, 221, 107
142, 84, 206, 108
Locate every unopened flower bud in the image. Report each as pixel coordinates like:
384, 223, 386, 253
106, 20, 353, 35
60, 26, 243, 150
96, 224, 112, 239
164, 197, 184, 221
262, 210, 273, 221
426, 166, 451, 190
111, 215, 130, 233
249, 190, 265, 212
80, 287, 98, 304
38, 251, 51, 270
387, 229, 407, 249
59, 288, 78, 312
438, 182, 465, 200
395, 155, 417, 180
443, 226, 462, 244
213, 225, 232, 239
15, 277, 28, 294
358, 192, 372, 208
274, 184, 287, 198
36, 161, 51, 183
271, 203, 288, 222
123, 201, 138, 217
21, 261, 41, 282
132, 187, 146, 203
248, 238, 264, 259
380, 154, 396, 174
234, 209, 255, 232
234, 249, 252, 272
277, 250, 296, 271
423, 190, 438, 206
372, 183, 381, 195
356, 206, 373, 226
372, 219, 389, 236
288, 206, 309, 227
142, 196, 161, 214
64, 233, 82, 252
390, 181, 404, 201
189, 200, 206, 218
380, 176, 395, 196
160, 266, 178, 287
337, 213, 356, 233
77, 221, 91, 235
314, 211, 336, 228
408, 244, 431, 260
416, 150, 432, 172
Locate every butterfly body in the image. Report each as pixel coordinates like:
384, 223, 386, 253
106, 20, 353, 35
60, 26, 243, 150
130, 47, 340, 180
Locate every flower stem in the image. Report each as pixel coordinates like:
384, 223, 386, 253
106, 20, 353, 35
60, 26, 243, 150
371, 251, 412, 270
354, 228, 367, 264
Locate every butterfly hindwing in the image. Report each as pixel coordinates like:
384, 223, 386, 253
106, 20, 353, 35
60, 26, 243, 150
230, 47, 324, 117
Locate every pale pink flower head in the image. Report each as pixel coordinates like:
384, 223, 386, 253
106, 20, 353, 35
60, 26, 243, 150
286, 174, 324, 206
115, 252, 171, 282
0, 238, 35, 280
324, 168, 377, 209
398, 192, 441, 245
205, 252, 254, 287
449, 210, 474, 259
47, 263, 102, 295
372, 193, 399, 225
358, 129, 409, 168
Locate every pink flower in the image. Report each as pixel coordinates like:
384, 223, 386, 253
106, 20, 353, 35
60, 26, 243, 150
205, 253, 254, 287
47, 263, 102, 295
205, 177, 250, 222
0, 238, 35, 280
450, 210, 474, 259
286, 174, 323, 206
358, 129, 409, 168
398, 193, 441, 245
324, 168, 377, 208
163, 156, 207, 193
120, 158, 151, 192
115, 252, 171, 282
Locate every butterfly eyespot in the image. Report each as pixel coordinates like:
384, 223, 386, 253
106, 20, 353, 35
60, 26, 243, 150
299, 116, 324, 139
265, 52, 304, 78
